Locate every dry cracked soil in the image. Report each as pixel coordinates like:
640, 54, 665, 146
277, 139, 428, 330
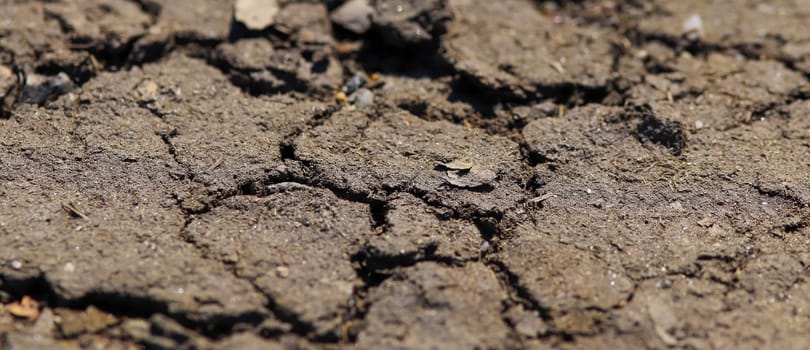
2, 0, 810, 349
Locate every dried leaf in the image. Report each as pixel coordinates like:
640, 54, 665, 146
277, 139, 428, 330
696, 218, 714, 228
7, 295, 40, 320
445, 166, 497, 188
438, 160, 474, 171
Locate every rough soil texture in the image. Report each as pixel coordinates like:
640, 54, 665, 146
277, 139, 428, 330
2, 0, 810, 349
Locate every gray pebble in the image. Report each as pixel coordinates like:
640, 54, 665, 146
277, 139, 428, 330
21, 72, 74, 105
352, 88, 374, 107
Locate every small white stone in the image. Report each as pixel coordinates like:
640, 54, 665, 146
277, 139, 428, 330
10, 260, 22, 270
275, 266, 290, 278
481, 241, 491, 253
695, 120, 704, 129
682, 14, 703, 41
63, 262, 75, 273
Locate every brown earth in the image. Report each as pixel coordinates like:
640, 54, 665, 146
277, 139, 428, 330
2, 0, 810, 349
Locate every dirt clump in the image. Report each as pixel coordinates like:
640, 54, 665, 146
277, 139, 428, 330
185, 187, 371, 338
443, 0, 617, 99
291, 107, 528, 217
364, 193, 483, 262
356, 262, 512, 349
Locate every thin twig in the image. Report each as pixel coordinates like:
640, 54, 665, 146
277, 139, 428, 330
61, 202, 89, 220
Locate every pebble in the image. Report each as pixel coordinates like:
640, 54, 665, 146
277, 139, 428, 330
136, 80, 158, 103
234, 0, 279, 31
330, 0, 374, 34
10, 260, 22, 269
21, 72, 75, 105
682, 14, 703, 41
480, 241, 491, 253
275, 266, 290, 278
351, 88, 374, 107
342, 72, 367, 94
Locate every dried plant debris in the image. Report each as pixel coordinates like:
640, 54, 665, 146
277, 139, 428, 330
437, 160, 498, 189
6, 296, 40, 321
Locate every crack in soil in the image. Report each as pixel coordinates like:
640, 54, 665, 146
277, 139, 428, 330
342, 199, 506, 343
484, 260, 556, 332
5, 1, 810, 347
